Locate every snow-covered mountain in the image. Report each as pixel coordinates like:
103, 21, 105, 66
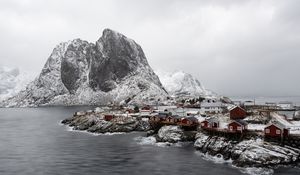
0, 66, 35, 101
155, 70, 216, 97
1, 29, 168, 107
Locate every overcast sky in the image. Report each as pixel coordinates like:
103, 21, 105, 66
0, 0, 299, 97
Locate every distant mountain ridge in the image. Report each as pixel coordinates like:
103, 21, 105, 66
0, 66, 34, 101
1, 29, 168, 107
155, 70, 216, 97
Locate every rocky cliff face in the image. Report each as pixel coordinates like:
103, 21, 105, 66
1, 29, 168, 107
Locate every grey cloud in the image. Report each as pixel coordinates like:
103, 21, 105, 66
0, 0, 299, 97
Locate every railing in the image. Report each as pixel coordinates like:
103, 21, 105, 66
202, 127, 246, 134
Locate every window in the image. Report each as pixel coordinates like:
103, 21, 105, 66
237, 126, 242, 130
276, 129, 281, 135
230, 126, 233, 131
265, 129, 270, 133
201, 123, 205, 126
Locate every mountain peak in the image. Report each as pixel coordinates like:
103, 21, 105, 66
1, 29, 167, 107
100, 28, 129, 43
102, 28, 121, 36
155, 70, 211, 97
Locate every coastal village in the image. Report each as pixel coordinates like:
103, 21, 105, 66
72, 96, 300, 146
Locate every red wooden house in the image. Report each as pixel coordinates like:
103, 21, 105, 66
200, 120, 209, 128
125, 109, 135, 113
228, 120, 248, 133
141, 106, 152, 111
164, 115, 182, 124
104, 114, 115, 121
229, 106, 247, 120
149, 113, 168, 122
179, 117, 198, 126
264, 123, 289, 137
200, 117, 219, 129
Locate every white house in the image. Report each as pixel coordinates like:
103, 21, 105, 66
200, 98, 224, 114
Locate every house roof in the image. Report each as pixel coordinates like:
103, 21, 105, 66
206, 117, 220, 123
158, 112, 170, 115
166, 115, 182, 119
266, 123, 289, 130
270, 112, 292, 128
156, 114, 168, 119
229, 119, 248, 126
172, 115, 183, 119
266, 121, 290, 130
228, 106, 246, 112
183, 116, 198, 122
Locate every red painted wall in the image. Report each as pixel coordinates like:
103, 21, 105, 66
228, 122, 244, 132
264, 125, 289, 137
230, 107, 247, 120
201, 121, 209, 128
104, 115, 114, 121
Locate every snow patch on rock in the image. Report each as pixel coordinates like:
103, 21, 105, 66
157, 125, 184, 142
155, 70, 213, 97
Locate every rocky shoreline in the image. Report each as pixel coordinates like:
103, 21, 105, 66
62, 113, 300, 170
194, 132, 300, 168
61, 112, 151, 133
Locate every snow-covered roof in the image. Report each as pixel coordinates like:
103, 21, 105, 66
227, 105, 236, 111
229, 119, 248, 126
271, 112, 292, 127
186, 111, 199, 115
228, 105, 245, 112
266, 122, 289, 130
183, 116, 198, 122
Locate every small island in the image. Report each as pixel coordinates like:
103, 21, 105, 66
62, 98, 300, 170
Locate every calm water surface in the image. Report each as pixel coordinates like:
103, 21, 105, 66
0, 107, 299, 175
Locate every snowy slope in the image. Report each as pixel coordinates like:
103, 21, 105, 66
155, 70, 215, 97
0, 66, 35, 101
1, 29, 168, 107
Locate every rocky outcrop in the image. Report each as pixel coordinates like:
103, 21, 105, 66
154, 125, 196, 143
2, 29, 168, 107
61, 113, 151, 133
194, 132, 300, 168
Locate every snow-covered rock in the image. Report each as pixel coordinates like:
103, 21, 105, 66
194, 132, 300, 168
155, 125, 196, 143
61, 112, 151, 133
1, 29, 168, 107
157, 125, 185, 142
0, 66, 35, 101
155, 70, 215, 97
